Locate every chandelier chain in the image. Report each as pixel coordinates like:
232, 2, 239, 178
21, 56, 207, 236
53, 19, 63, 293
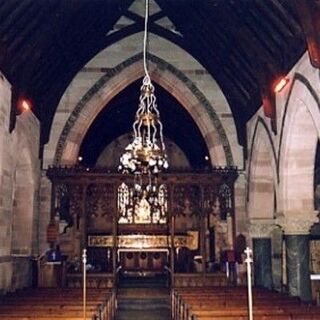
118, 0, 168, 222
118, 0, 168, 201
143, 0, 151, 84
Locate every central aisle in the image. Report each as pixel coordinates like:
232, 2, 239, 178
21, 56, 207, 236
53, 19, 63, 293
115, 278, 171, 320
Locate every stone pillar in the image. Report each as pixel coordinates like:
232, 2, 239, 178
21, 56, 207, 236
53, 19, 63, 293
249, 220, 275, 290
276, 212, 318, 302
285, 235, 310, 300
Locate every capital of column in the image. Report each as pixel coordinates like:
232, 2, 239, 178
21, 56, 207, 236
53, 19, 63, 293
249, 219, 278, 238
275, 210, 319, 235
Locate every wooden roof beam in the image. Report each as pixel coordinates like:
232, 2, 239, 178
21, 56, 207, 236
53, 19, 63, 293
294, 0, 320, 68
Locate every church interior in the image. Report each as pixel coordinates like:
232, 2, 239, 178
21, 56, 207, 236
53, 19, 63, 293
1, 0, 320, 319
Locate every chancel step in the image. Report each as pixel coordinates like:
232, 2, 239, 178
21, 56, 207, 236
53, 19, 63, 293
115, 287, 170, 320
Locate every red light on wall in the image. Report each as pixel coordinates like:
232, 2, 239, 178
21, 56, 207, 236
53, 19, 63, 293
273, 77, 289, 93
21, 99, 31, 111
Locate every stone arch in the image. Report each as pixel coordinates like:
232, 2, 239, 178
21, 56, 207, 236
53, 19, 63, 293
279, 76, 320, 213
53, 54, 233, 167
247, 118, 277, 219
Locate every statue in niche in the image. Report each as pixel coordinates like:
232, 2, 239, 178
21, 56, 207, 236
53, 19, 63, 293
209, 197, 228, 261
134, 192, 151, 223
184, 198, 198, 229
56, 185, 74, 234
173, 185, 200, 232
89, 198, 109, 230
175, 198, 199, 232
218, 184, 232, 220
209, 197, 220, 226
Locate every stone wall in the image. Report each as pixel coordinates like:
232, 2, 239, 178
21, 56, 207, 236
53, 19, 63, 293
0, 72, 13, 292
247, 51, 320, 227
0, 72, 40, 292
246, 52, 320, 291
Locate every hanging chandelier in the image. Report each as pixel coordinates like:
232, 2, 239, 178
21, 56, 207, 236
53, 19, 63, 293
118, 0, 168, 195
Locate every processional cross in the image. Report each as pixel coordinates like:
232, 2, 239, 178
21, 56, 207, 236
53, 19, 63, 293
245, 247, 253, 320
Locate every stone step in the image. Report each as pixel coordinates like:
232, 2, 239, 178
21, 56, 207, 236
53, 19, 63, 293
117, 287, 169, 299
115, 286, 171, 320
117, 299, 170, 310
118, 276, 168, 288
115, 309, 171, 320
115, 315, 170, 320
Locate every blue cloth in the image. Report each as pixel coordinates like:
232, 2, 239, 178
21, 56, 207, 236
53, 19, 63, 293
46, 249, 62, 262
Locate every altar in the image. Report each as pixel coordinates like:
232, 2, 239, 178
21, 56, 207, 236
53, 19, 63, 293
117, 249, 168, 277
87, 233, 197, 277
89, 234, 169, 276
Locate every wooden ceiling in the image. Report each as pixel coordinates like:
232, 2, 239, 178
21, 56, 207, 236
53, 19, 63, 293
0, 0, 312, 150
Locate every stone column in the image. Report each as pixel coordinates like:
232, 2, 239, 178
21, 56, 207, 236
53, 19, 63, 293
249, 220, 275, 290
276, 212, 318, 302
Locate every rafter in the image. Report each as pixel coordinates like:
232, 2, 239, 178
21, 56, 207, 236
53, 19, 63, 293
294, 0, 320, 68
0, 0, 307, 149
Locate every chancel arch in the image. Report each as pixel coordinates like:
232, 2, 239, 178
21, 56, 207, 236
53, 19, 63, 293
52, 55, 233, 167
44, 31, 242, 169
46, 66, 239, 282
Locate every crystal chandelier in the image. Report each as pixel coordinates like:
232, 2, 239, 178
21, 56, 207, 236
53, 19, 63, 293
118, 0, 168, 195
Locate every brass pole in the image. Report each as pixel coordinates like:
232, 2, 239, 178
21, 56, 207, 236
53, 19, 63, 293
82, 249, 87, 320
245, 247, 253, 320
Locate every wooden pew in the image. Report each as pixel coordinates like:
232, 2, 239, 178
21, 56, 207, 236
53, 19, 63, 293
172, 286, 320, 320
0, 287, 116, 320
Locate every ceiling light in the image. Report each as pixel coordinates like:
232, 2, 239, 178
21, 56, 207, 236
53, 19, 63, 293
273, 77, 289, 93
21, 99, 31, 111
